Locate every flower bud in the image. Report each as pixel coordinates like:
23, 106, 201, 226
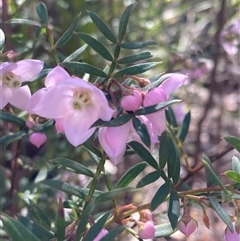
29, 132, 47, 148
138, 221, 155, 239
120, 89, 142, 111
178, 218, 197, 238
224, 222, 240, 241
139, 209, 153, 222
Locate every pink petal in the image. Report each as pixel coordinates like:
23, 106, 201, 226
0, 85, 12, 109
224, 223, 240, 241
45, 66, 70, 88
9, 86, 31, 110
29, 132, 47, 148
143, 88, 167, 106
178, 219, 197, 238
12, 59, 44, 82
159, 73, 188, 96
121, 90, 143, 111
138, 221, 155, 239
1, 62, 18, 76
93, 229, 108, 241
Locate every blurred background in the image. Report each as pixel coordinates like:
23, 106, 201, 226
1, 0, 240, 240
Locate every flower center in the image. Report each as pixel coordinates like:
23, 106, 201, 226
2, 72, 21, 89
71, 91, 92, 110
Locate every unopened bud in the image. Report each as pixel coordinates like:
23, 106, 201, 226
29, 132, 47, 148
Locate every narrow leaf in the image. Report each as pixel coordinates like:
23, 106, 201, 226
224, 171, 240, 183
18, 215, 55, 241
63, 44, 88, 62
224, 136, 240, 153
232, 156, 240, 174
155, 223, 175, 238
94, 187, 138, 202
75, 202, 95, 241
0, 111, 26, 127
23, 69, 52, 84
0, 130, 27, 148
55, 199, 65, 241
172, 148, 181, 186
49, 157, 94, 177
2, 213, 41, 241
209, 196, 233, 231
31, 119, 55, 132
202, 154, 228, 193
178, 111, 191, 142
132, 117, 151, 148
120, 41, 157, 49
83, 141, 102, 158
82, 212, 111, 241
113, 62, 159, 77
55, 13, 81, 47
88, 11, 117, 43
6, 19, 41, 27
128, 141, 158, 169
151, 182, 171, 210
118, 3, 137, 41
117, 51, 152, 64
168, 190, 180, 230
135, 99, 181, 116
165, 108, 178, 129
41, 180, 87, 200
100, 226, 125, 241
36, 2, 48, 26
117, 162, 147, 188
136, 171, 161, 188
76, 32, 113, 61
62, 62, 107, 77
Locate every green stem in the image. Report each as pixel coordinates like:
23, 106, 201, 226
46, 27, 59, 65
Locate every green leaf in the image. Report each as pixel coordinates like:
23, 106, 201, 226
113, 62, 159, 77
128, 141, 158, 169
224, 136, 240, 153
41, 180, 87, 200
224, 171, 240, 183
0, 111, 26, 127
0, 130, 27, 148
118, 3, 137, 41
100, 226, 125, 241
159, 131, 175, 173
117, 51, 152, 64
76, 32, 113, 61
62, 62, 107, 77
151, 182, 171, 210
135, 99, 181, 115
26, 199, 51, 229
120, 41, 157, 49
2, 213, 41, 241
209, 196, 233, 231
155, 223, 175, 238
31, 119, 55, 132
178, 111, 191, 142
88, 11, 117, 43
82, 212, 111, 241
63, 44, 88, 62
232, 156, 240, 174
0, 28, 5, 49
6, 19, 41, 27
55, 200, 65, 241
75, 201, 95, 241
18, 215, 55, 241
132, 117, 151, 148
94, 187, 138, 202
136, 171, 161, 188
167, 190, 180, 230
202, 154, 228, 193
49, 157, 94, 177
171, 148, 181, 186
165, 108, 178, 129
117, 162, 147, 188
36, 2, 48, 26
55, 13, 81, 47
83, 141, 102, 158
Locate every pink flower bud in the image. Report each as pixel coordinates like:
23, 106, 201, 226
178, 218, 197, 238
121, 90, 142, 111
93, 229, 108, 241
29, 132, 47, 148
139, 209, 153, 222
138, 221, 155, 239
224, 222, 240, 241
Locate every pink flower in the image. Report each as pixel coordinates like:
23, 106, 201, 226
29, 132, 47, 148
224, 222, 240, 241
0, 60, 44, 109
121, 89, 143, 111
93, 229, 108, 241
178, 218, 197, 238
138, 221, 155, 239
29, 72, 114, 146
